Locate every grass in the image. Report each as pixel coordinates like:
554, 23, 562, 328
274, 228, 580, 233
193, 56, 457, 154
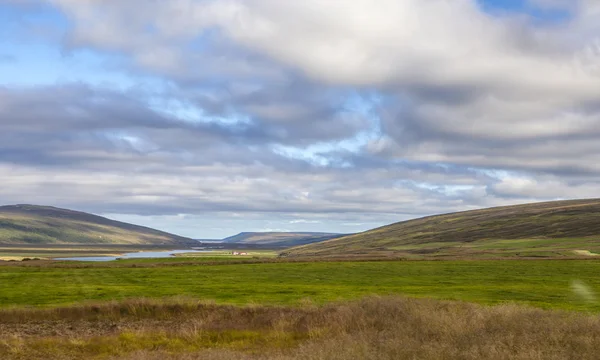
285, 198, 600, 258
4, 258, 600, 359
2, 296, 600, 359
2, 259, 600, 312
0, 204, 196, 245
382, 237, 600, 259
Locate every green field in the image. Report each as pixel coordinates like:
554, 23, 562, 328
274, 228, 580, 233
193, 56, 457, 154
2, 259, 600, 312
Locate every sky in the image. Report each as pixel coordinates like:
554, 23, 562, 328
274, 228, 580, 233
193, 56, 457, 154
0, 0, 599, 239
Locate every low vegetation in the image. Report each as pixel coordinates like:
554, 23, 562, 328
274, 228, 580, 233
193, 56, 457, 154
0, 205, 196, 245
2, 296, 600, 360
2, 259, 600, 311
286, 198, 600, 258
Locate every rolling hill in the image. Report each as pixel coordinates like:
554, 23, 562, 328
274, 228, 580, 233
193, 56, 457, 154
222, 232, 346, 247
283, 199, 600, 259
0, 204, 197, 245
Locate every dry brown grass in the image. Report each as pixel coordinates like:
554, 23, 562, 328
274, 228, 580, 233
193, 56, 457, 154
2, 296, 600, 359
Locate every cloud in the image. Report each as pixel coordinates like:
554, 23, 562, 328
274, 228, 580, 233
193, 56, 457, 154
0, 83, 492, 219
1, 0, 599, 236
50, 1, 600, 175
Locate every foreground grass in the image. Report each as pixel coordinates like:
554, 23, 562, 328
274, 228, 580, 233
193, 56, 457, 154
1, 260, 600, 311
2, 296, 600, 360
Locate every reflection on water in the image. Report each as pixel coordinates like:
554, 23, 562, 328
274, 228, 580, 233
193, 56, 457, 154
55, 249, 212, 262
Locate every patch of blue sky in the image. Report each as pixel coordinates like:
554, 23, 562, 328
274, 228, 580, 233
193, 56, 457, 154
271, 144, 340, 168
270, 130, 379, 168
0, 2, 164, 91
400, 180, 477, 197
269, 93, 388, 168
476, 168, 518, 180
0, 42, 138, 89
149, 94, 254, 127
478, 0, 572, 24
0, 1, 65, 31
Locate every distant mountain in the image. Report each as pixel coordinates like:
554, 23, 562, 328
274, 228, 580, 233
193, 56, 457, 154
0, 204, 197, 245
284, 198, 600, 259
222, 232, 346, 247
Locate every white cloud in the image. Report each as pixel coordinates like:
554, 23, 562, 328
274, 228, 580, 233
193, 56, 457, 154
2, 0, 600, 235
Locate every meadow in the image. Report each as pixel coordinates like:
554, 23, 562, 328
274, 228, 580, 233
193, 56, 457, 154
2, 259, 600, 312
3, 259, 600, 359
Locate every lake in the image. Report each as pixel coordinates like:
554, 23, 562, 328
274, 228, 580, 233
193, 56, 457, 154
54, 249, 212, 262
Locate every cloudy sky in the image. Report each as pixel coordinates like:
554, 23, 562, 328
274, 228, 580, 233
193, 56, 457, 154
1, 0, 599, 239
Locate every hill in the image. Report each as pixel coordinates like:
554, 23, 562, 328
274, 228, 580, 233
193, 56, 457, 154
283, 199, 600, 259
0, 204, 197, 245
222, 232, 346, 247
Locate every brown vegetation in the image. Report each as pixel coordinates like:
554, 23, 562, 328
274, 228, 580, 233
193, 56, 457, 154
2, 296, 600, 359
285, 198, 600, 258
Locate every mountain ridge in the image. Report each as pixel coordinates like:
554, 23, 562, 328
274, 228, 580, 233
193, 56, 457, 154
284, 198, 600, 258
222, 231, 346, 246
0, 204, 197, 245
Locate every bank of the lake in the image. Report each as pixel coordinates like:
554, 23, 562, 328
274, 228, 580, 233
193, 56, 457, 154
54, 249, 213, 261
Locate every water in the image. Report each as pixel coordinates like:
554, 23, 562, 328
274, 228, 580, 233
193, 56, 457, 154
54, 249, 213, 262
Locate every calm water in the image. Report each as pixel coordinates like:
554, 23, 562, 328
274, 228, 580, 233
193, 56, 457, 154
54, 249, 213, 262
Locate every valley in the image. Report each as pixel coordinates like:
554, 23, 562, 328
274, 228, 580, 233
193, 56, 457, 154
2, 199, 600, 359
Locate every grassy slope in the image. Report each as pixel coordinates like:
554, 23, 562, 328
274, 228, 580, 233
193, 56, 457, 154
285, 198, 600, 258
2, 259, 600, 312
222, 232, 345, 246
0, 204, 197, 245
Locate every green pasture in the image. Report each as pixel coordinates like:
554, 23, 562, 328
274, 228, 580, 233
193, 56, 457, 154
1, 260, 600, 311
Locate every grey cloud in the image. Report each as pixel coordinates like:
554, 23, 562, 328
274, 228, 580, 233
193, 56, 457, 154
49, 0, 600, 176
0, 83, 515, 220
189, 79, 370, 145
2, 0, 600, 234
0, 83, 370, 169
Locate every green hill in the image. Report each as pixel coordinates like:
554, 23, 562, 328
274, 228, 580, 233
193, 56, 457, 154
283, 199, 600, 259
0, 204, 197, 245
222, 232, 345, 247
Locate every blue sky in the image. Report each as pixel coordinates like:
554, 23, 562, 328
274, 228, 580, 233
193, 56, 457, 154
1, 0, 599, 238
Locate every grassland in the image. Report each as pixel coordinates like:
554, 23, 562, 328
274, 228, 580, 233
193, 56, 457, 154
3, 296, 600, 360
3, 258, 600, 359
0, 204, 196, 245
6, 198, 600, 359
286, 198, 600, 258
2, 259, 600, 312
5, 199, 600, 359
